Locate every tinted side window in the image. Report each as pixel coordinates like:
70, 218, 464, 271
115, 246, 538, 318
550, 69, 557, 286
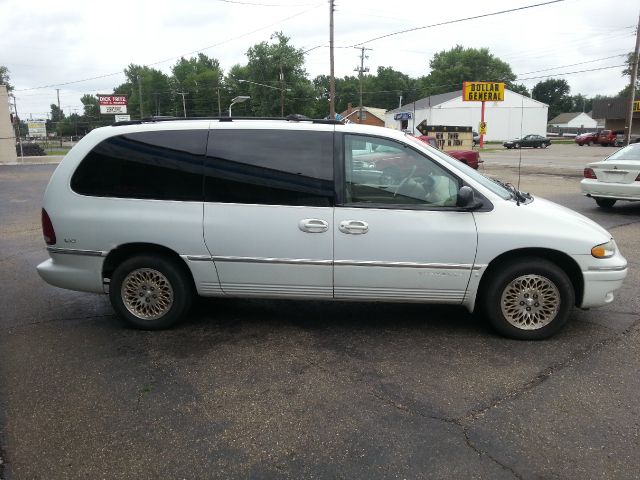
204, 130, 334, 206
71, 130, 207, 201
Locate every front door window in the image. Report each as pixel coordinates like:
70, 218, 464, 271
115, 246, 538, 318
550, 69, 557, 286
344, 134, 461, 208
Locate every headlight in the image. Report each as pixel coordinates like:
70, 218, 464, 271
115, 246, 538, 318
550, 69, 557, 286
591, 240, 616, 258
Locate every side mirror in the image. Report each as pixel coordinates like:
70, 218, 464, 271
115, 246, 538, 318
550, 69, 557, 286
457, 185, 482, 210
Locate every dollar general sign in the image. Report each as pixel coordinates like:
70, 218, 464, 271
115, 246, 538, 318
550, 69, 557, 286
462, 82, 505, 102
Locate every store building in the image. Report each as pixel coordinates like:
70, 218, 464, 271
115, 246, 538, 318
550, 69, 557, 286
385, 89, 548, 141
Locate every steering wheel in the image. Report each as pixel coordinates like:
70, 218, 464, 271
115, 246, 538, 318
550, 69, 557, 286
393, 165, 417, 198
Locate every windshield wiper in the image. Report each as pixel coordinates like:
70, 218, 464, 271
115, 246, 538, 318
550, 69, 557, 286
493, 179, 531, 205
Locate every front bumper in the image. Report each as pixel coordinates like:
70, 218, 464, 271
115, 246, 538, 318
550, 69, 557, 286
580, 266, 628, 308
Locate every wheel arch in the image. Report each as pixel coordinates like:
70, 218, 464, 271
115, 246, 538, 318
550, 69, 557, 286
102, 242, 196, 290
477, 248, 584, 307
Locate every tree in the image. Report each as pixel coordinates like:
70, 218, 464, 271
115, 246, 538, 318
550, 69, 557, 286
509, 83, 530, 97
420, 45, 517, 96
46, 103, 65, 134
532, 78, 572, 120
171, 54, 224, 117
114, 64, 172, 119
243, 32, 314, 117
618, 51, 639, 97
0, 65, 12, 91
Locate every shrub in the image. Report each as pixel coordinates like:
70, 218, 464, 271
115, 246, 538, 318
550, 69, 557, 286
16, 143, 46, 156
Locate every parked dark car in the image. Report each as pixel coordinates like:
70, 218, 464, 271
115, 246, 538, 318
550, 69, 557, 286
575, 132, 599, 146
504, 135, 551, 149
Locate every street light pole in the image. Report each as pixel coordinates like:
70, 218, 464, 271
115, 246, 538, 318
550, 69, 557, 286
228, 95, 250, 117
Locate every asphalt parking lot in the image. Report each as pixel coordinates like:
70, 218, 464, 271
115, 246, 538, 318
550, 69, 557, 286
1, 147, 639, 479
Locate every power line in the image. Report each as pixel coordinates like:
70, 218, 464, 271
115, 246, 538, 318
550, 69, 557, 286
212, 0, 318, 5
517, 63, 626, 81
13, 3, 323, 93
346, 0, 566, 47
515, 54, 629, 76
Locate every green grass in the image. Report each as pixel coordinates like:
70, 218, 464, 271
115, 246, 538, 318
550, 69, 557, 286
46, 149, 71, 155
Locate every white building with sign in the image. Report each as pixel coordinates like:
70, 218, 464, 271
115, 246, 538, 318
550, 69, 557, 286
385, 89, 548, 141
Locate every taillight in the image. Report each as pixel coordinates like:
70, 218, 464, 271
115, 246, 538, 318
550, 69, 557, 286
583, 168, 596, 179
41, 208, 56, 245
636, 173, 640, 181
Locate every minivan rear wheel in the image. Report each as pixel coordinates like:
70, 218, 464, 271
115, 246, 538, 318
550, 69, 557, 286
109, 255, 192, 330
482, 258, 574, 340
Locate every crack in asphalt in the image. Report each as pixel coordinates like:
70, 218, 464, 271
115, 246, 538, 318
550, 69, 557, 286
461, 318, 640, 423
301, 317, 640, 480
302, 357, 522, 477
608, 219, 640, 230
367, 391, 521, 478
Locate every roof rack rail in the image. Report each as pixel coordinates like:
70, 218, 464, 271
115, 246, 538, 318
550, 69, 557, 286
112, 115, 342, 126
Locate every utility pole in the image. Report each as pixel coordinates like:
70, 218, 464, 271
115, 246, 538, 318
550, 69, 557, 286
624, 12, 640, 145
217, 86, 221, 116
11, 94, 23, 160
329, 0, 336, 119
153, 92, 161, 116
354, 46, 371, 124
137, 75, 144, 119
279, 63, 285, 117
176, 92, 188, 118
56, 88, 62, 147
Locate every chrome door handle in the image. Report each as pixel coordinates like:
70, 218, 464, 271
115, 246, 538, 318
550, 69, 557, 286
298, 218, 329, 233
339, 220, 369, 235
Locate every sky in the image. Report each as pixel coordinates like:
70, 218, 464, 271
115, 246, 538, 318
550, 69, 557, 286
1, 0, 638, 119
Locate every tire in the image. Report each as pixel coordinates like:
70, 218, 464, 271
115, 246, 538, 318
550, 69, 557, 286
595, 197, 617, 208
109, 255, 193, 330
506, 146, 512, 149
514, 143, 521, 149
577, 143, 583, 146
481, 258, 574, 340
541, 142, 548, 149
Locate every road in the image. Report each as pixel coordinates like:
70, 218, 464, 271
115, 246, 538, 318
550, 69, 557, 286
0, 161, 639, 479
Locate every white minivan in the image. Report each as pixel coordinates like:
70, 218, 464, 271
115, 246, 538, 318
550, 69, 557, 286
37, 118, 627, 339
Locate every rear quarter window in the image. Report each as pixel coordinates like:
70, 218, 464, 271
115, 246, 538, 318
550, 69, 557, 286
70, 130, 207, 201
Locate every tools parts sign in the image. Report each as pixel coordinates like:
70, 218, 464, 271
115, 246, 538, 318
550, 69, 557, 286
98, 95, 128, 114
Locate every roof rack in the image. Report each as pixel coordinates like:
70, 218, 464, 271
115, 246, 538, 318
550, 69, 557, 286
112, 115, 342, 127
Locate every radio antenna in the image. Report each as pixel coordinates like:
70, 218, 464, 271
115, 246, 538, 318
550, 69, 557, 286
517, 92, 524, 202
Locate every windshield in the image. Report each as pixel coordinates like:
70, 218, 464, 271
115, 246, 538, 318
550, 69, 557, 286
405, 135, 513, 200
606, 143, 640, 161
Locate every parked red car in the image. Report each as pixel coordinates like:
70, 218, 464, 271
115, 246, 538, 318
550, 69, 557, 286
415, 135, 482, 169
575, 132, 599, 146
596, 130, 620, 147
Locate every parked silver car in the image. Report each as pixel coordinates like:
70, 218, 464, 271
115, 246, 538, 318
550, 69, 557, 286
581, 142, 640, 208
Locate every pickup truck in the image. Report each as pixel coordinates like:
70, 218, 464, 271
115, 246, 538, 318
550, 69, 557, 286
595, 130, 622, 147
415, 135, 482, 169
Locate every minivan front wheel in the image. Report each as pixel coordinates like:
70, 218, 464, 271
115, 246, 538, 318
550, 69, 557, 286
482, 258, 574, 340
109, 255, 192, 330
